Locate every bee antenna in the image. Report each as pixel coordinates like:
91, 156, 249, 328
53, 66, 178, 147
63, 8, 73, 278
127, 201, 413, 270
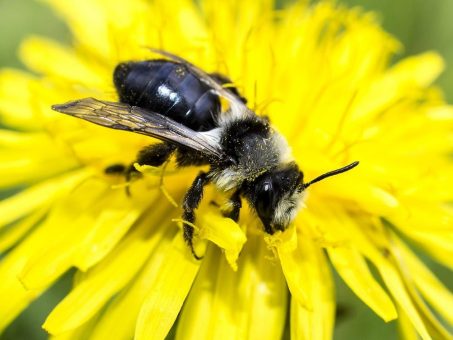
303, 161, 359, 189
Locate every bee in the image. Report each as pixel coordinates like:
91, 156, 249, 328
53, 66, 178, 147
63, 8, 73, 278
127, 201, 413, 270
52, 50, 358, 259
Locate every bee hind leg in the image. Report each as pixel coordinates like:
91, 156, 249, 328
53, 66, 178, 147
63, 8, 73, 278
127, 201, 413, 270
209, 73, 247, 104
104, 163, 127, 175
182, 171, 210, 260
125, 142, 176, 195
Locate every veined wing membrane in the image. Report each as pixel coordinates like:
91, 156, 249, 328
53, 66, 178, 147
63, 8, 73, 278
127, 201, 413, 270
52, 97, 224, 159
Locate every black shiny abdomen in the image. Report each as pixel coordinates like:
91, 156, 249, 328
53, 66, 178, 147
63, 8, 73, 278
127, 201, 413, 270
113, 60, 220, 131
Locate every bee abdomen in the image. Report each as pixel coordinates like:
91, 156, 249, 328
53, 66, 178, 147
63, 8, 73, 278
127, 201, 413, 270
113, 60, 220, 131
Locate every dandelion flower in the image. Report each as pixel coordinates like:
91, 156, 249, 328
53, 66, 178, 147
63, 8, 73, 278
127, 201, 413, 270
0, 0, 452, 339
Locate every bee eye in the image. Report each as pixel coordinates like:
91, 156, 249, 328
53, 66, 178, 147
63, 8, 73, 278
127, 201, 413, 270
256, 180, 274, 221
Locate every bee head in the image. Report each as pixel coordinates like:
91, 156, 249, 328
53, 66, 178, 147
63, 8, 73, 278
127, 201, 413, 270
243, 161, 359, 234
243, 163, 303, 234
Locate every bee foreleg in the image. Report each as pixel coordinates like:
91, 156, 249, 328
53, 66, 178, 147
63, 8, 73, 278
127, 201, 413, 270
222, 190, 242, 222
182, 171, 210, 259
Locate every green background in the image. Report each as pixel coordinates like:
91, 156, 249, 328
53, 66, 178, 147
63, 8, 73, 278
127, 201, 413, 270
0, 0, 452, 339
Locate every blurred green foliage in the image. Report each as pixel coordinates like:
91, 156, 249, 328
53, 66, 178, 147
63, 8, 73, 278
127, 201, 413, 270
0, 1, 71, 69
341, 0, 453, 102
0, 1, 451, 339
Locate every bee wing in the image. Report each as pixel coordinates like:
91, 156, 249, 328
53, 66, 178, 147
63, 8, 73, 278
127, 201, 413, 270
52, 97, 224, 159
149, 49, 249, 117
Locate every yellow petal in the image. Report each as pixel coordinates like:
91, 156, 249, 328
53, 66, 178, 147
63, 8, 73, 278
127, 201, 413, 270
43, 0, 157, 62
134, 232, 200, 340
327, 246, 397, 321
397, 307, 419, 340
0, 212, 76, 331
17, 179, 110, 290
198, 209, 247, 271
275, 228, 335, 340
378, 263, 431, 340
0, 241, 46, 331
72, 190, 150, 270
350, 52, 444, 122
390, 52, 444, 88
43, 201, 173, 334
0, 130, 79, 188
0, 129, 53, 146
0, 207, 48, 252
0, 156, 78, 190
19, 36, 109, 89
0, 174, 93, 330
0, 69, 38, 129
394, 236, 453, 325
89, 224, 177, 339
319, 178, 400, 216
406, 231, 453, 270
49, 316, 100, 340
388, 233, 453, 339
273, 227, 309, 308
0, 170, 90, 230
176, 235, 287, 340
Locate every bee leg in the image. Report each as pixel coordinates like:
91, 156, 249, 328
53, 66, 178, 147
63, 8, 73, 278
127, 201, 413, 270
182, 171, 210, 260
209, 73, 247, 104
104, 163, 127, 175
175, 147, 210, 167
125, 142, 176, 195
222, 190, 242, 222
136, 142, 176, 167
124, 164, 138, 196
